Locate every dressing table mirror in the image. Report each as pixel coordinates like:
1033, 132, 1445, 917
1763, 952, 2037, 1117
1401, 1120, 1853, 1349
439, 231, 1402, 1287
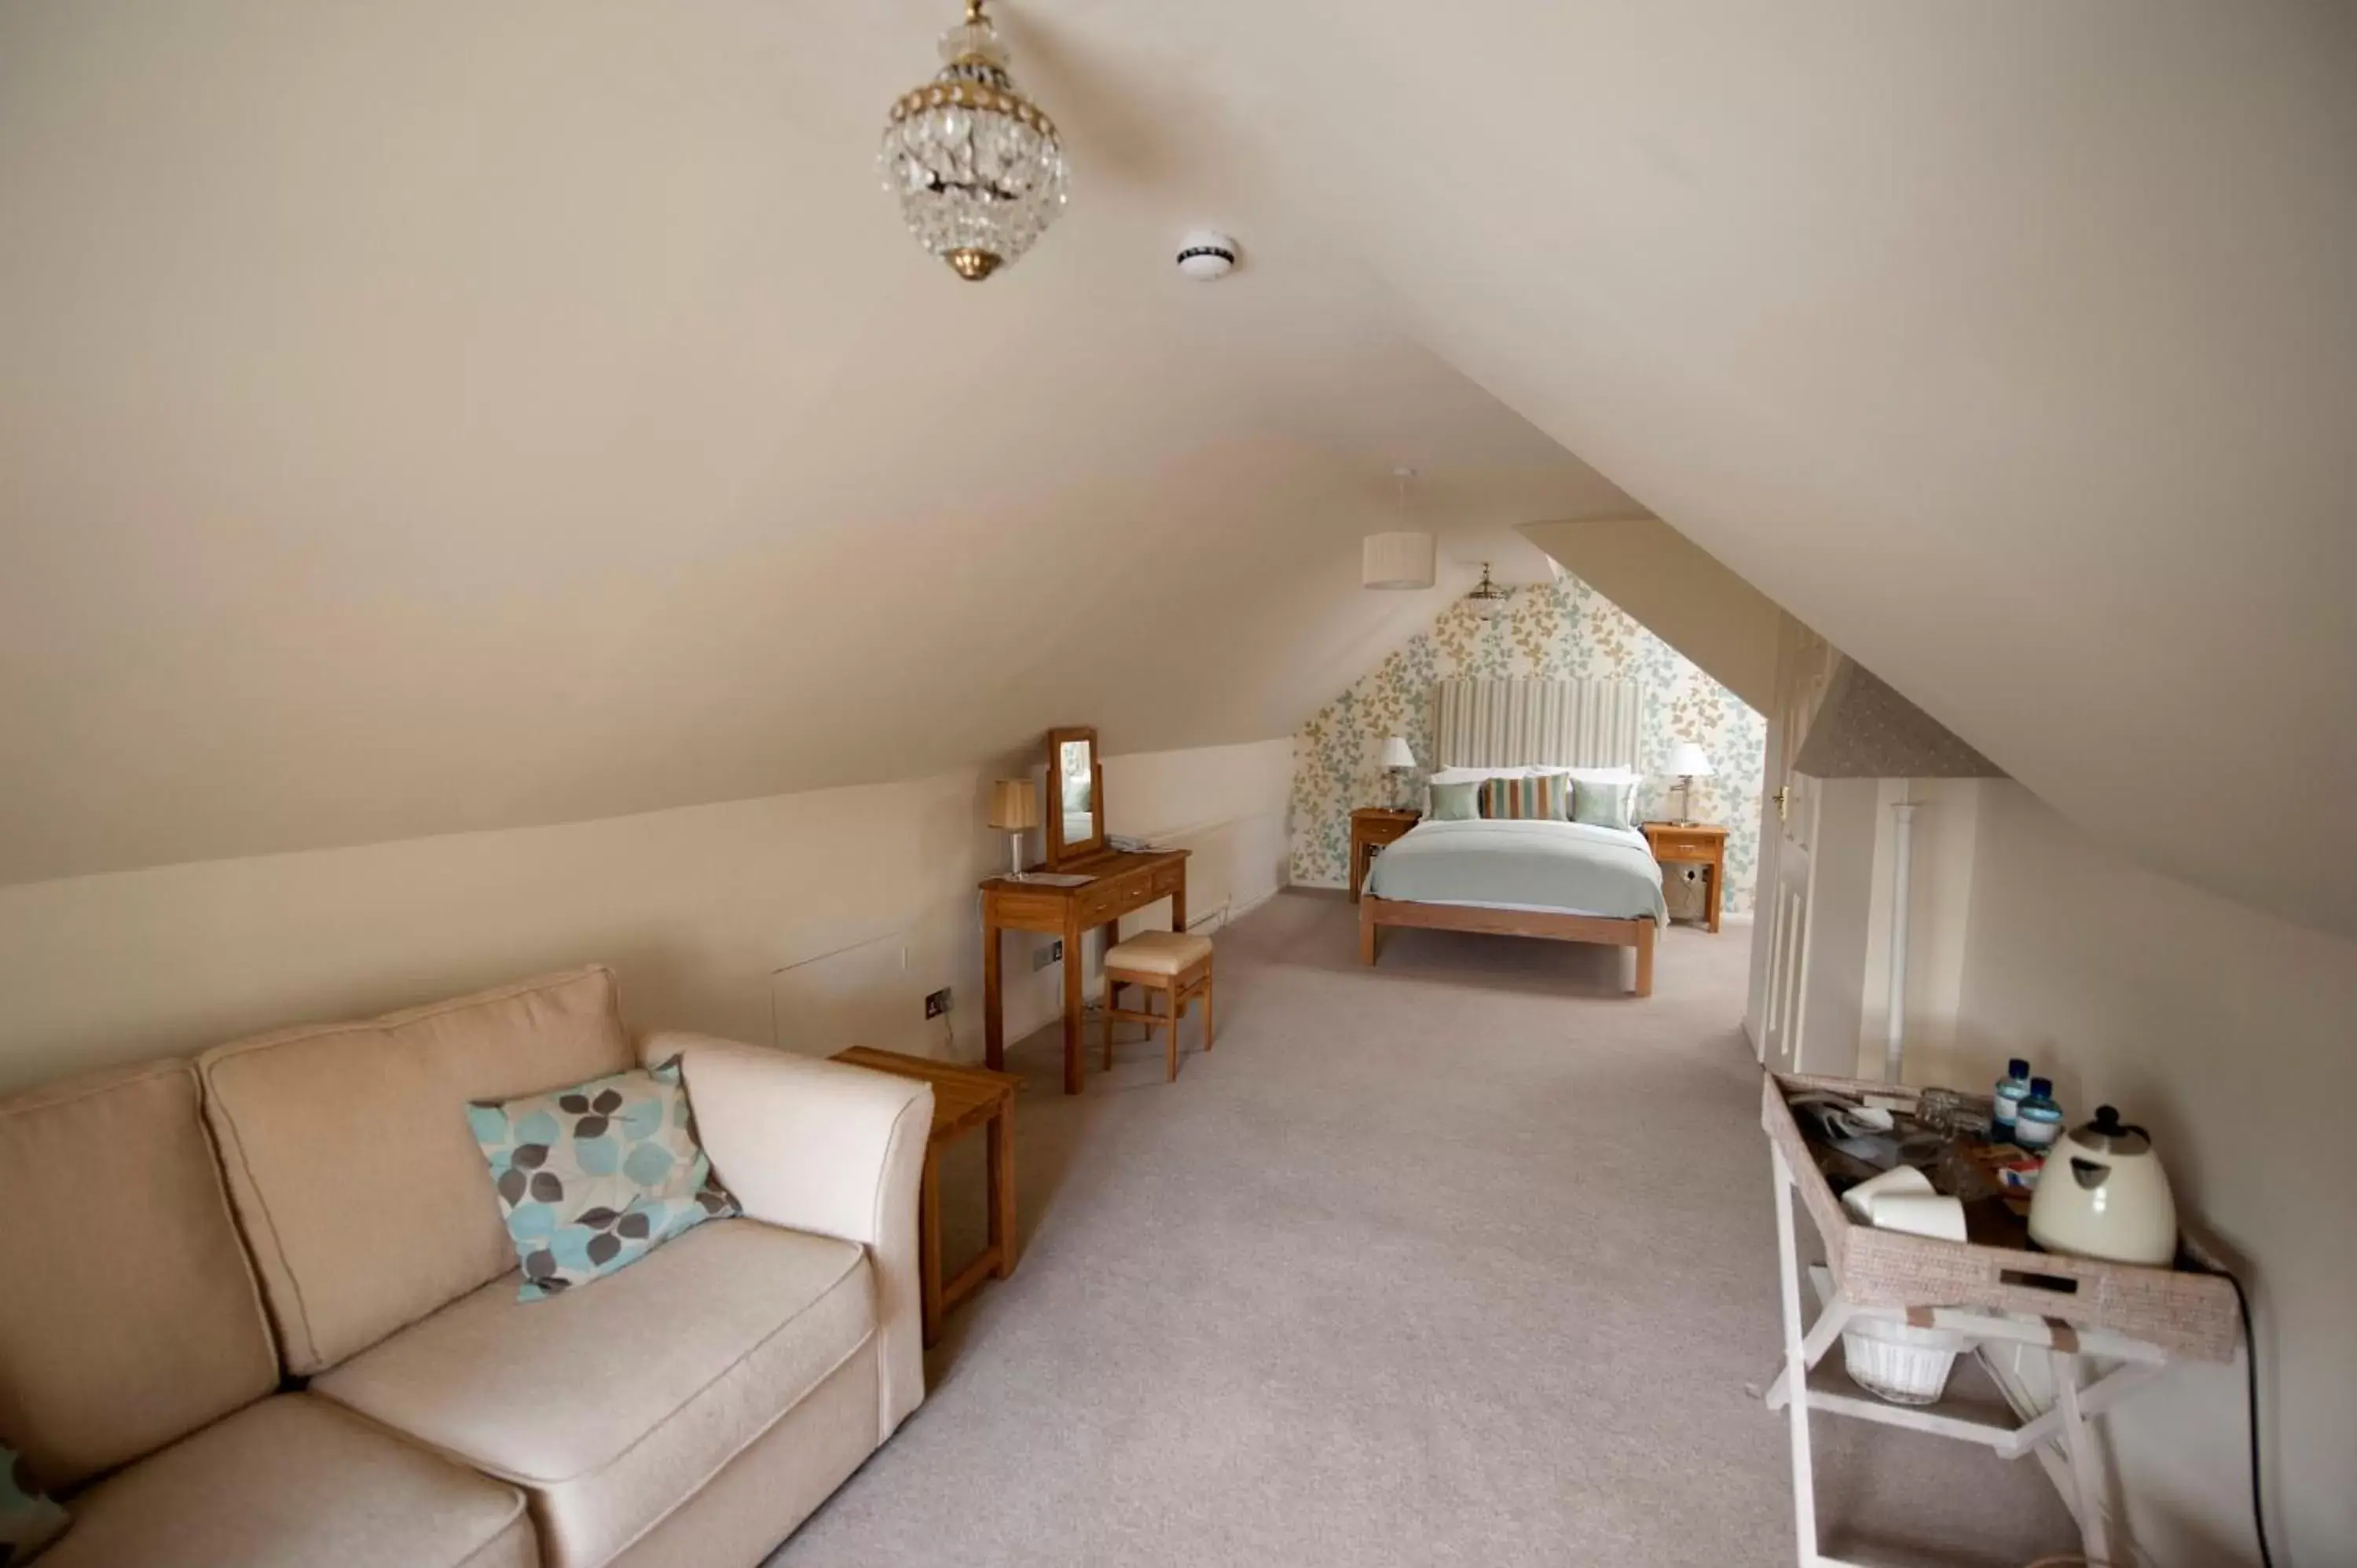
1044, 725, 1105, 867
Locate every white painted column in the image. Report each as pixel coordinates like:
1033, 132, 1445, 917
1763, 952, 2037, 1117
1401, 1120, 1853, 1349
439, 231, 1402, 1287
1882, 793, 1916, 1083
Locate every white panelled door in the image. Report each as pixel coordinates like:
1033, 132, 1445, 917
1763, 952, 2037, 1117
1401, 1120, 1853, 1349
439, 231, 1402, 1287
1750, 622, 1836, 1069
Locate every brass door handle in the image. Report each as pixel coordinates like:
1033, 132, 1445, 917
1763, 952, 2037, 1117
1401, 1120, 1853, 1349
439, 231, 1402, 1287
1772, 785, 1791, 821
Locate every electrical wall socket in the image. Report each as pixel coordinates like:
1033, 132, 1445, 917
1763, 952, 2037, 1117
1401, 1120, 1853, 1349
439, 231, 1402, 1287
923, 987, 952, 1019
1033, 939, 1063, 971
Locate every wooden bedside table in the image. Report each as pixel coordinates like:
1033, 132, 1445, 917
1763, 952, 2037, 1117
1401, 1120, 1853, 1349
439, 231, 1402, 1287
1641, 821, 1728, 932
1350, 808, 1421, 902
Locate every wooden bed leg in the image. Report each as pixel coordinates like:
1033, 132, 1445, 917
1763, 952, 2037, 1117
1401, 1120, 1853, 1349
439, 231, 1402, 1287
1359, 899, 1379, 965
1633, 919, 1655, 997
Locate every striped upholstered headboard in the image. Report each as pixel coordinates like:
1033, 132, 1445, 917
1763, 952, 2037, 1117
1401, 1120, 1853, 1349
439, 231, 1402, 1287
1431, 678, 1643, 771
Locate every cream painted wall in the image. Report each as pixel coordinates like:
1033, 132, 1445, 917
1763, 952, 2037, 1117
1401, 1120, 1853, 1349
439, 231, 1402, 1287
1854, 779, 1982, 1086
1793, 778, 1880, 1075
0, 739, 1291, 1095
1954, 782, 2355, 1565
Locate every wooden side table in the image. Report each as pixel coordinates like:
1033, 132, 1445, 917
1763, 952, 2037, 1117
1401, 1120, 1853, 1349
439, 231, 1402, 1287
1349, 808, 1421, 901
1641, 821, 1728, 932
831, 1046, 1021, 1346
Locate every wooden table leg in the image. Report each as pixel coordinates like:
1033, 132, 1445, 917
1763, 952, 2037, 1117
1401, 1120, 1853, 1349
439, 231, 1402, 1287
918, 1148, 944, 1348
988, 1102, 1019, 1277
1171, 878, 1188, 936
1708, 850, 1724, 933
982, 917, 1005, 1072
1061, 910, 1084, 1094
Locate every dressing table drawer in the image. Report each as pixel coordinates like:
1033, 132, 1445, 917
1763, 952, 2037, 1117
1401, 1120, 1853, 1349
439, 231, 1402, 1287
1075, 874, 1139, 925
1149, 862, 1185, 899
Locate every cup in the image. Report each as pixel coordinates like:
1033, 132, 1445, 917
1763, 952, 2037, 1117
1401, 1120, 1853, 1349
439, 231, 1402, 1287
1868, 1192, 1969, 1243
1840, 1165, 1934, 1222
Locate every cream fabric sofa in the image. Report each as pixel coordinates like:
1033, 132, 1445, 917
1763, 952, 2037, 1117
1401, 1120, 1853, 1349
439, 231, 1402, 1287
0, 966, 932, 1568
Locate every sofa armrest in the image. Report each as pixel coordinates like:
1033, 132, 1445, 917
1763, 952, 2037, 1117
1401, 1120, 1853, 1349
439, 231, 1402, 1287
641, 1031, 932, 1438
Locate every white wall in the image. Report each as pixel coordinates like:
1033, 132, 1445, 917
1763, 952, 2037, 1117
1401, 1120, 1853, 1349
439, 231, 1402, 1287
1955, 782, 2355, 1565
1855, 778, 1982, 1086
0, 739, 1292, 1094
1794, 778, 1881, 1075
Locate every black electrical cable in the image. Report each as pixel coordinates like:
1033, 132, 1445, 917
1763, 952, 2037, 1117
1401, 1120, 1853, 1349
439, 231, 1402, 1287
2219, 1267, 2276, 1568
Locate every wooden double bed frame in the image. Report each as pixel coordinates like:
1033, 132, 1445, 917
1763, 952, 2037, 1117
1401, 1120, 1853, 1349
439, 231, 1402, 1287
1361, 676, 1662, 997
1358, 894, 1656, 997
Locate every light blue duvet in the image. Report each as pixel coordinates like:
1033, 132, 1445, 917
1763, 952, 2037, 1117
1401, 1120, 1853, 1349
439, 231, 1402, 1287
1365, 818, 1668, 925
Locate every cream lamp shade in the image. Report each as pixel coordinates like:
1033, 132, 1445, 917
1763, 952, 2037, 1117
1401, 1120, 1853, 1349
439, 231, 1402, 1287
988, 778, 1041, 879
988, 779, 1041, 830
1379, 736, 1417, 769
1665, 742, 1715, 779
1362, 531, 1437, 590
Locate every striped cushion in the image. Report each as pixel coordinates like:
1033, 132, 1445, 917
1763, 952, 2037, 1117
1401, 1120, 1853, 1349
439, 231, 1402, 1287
1477, 773, 1567, 821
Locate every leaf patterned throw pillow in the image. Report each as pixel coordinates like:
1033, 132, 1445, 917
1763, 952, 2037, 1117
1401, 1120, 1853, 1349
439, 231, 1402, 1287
2, 1444, 69, 1566
469, 1057, 738, 1301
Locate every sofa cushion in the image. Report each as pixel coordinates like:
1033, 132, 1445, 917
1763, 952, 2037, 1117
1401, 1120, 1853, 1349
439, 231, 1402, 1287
470, 1058, 737, 1301
313, 1219, 872, 1568
603, 1343, 881, 1568
38, 1394, 533, 1568
0, 1061, 278, 1489
197, 966, 636, 1373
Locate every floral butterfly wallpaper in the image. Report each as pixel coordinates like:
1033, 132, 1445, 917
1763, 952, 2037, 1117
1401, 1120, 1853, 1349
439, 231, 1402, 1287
1290, 573, 1768, 911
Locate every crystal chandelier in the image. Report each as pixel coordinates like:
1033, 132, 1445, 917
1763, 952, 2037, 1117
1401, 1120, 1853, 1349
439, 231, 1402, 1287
1466, 562, 1512, 620
881, 0, 1069, 281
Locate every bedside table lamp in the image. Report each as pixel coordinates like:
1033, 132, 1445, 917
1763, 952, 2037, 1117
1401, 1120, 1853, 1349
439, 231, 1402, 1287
1665, 741, 1715, 826
1379, 735, 1417, 810
988, 779, 1041, 880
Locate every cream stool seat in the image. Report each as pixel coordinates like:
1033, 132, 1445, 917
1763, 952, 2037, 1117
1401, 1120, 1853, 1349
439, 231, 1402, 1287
1100, 932, 1215, 1081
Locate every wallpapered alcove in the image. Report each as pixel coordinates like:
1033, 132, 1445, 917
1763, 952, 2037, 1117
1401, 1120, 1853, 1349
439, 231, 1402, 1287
1290, 574, 1769, 910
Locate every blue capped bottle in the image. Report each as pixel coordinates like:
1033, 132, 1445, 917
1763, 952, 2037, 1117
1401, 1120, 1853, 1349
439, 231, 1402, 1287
1992, 1058, 2033, 1144
2014, 1077, 2066, 1154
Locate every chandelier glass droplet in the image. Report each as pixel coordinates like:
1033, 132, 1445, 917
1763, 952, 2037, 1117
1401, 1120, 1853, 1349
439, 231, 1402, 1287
881, 0, 1069, 281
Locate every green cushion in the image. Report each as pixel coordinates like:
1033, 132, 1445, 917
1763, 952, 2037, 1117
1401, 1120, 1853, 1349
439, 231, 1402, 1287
470, 1057, 737, 1301
1571, 776, 1639, 831
1428, 779, 1481, 821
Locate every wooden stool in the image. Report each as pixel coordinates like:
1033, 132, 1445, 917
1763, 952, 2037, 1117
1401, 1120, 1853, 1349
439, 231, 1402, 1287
1101, 930, 1215, 1082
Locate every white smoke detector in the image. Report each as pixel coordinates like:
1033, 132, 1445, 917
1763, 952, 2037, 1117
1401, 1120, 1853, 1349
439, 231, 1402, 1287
1175, 231, 1238, 280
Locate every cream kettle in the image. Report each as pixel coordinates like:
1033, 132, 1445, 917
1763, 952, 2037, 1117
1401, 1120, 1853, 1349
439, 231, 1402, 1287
2027, 1105, 2178, 1266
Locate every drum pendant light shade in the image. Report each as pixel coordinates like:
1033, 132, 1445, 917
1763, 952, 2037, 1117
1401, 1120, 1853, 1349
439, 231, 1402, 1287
1362, 532, 1437, 590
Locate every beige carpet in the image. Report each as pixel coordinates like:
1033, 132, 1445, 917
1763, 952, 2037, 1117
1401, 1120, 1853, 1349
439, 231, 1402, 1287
772, 892, 2077, 1566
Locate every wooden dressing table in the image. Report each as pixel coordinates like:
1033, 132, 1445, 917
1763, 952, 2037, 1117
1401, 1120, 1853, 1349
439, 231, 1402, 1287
981, 848, 1189, 1095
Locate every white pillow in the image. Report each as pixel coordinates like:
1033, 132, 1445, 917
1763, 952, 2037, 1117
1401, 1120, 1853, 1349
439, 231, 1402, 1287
1426, 764, 1530, 783
1423, 764, 1527, 815
1424, 765, 1641, 815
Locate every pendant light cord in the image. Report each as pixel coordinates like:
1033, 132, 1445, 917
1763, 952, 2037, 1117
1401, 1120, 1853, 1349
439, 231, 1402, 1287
2022, 1266, 2274, 1568
2220, 1266, 2277, 1568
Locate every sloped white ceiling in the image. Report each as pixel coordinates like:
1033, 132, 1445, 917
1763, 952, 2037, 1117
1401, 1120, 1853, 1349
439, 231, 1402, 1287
1199, 1, 2357, 936
3, 2, 2352, 939
0, 0, 1622, 882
